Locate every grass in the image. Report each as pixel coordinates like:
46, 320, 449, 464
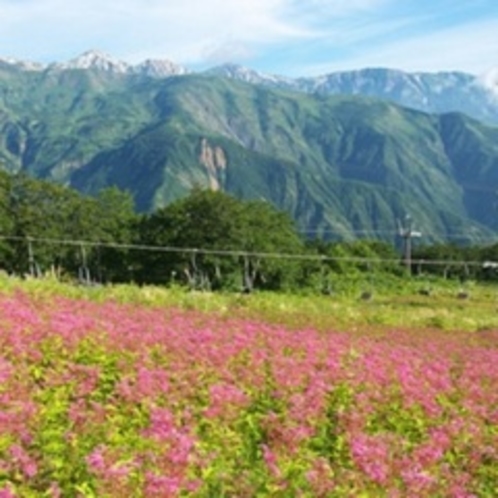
3, 273, 498, 333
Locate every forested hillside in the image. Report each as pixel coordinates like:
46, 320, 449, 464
1, 63, 498, 242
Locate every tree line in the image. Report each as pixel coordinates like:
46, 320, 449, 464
0, 170, 497, 291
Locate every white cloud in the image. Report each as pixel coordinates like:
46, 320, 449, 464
480, 68, 498, 100
0, 0, 495, 75
0, 0, 312, 62
300, 17, 498, 76
0, 0, 389, 62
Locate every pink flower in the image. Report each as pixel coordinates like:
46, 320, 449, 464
86, 446, 107, 473
262, 444, 280, 477
205, 382, 248, 418
350, 433, 390, 484
401, 466, 436, 492
9, 444, 37, 479
144, 473, 182, 497
48, 482, 62, 498
143, 408, 176, 441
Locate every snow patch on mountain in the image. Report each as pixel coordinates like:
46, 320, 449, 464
51, 50, 130, 72
46, 50, 187, 78
203, 63, 294, 88
133, 59, 188, 78
0, 57, 45, 71
1, 50, 498, 124
479, 68, 498, 98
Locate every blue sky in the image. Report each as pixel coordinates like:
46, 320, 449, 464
1, 0, 497, 77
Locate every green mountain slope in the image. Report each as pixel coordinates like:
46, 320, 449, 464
1, 67, 498, 243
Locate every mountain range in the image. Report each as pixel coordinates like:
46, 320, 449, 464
4, 50, 498, 124
1, 50, 498, 243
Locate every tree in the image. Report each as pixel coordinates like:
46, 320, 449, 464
136, 189, 306, 290
89, 187, 138, 283
0, 172, 84, 275
0, 171, 138, 281
412, 243, 466, 278
136, 188, 244, 288
237, 200, 305, 290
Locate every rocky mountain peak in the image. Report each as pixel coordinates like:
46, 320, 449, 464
204, 62, 291, 87
1, 50, 498, 124
133, 58, 188, 78
44, 50, 189, 78
0, 56, 45, 71
51, 50, 130, 73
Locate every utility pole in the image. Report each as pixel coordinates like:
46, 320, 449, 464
27, 237, 37, 277
398, 215, 421, 275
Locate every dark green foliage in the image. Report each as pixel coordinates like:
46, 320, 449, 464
1, 168, 498, 290
0, 170, 137, 281
135, 188, 306, 290
412, 243, 469, 279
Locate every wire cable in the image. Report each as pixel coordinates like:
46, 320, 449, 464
0, 234, 495, 268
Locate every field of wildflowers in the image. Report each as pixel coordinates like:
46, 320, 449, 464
0, 278, 497, 496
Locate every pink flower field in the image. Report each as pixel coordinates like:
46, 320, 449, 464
0, 290, 497, 496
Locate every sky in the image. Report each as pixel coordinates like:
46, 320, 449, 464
1, 0, 497, 77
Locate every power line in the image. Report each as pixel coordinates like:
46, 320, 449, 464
0, 234, 495, 268
298, 227, 498, 242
